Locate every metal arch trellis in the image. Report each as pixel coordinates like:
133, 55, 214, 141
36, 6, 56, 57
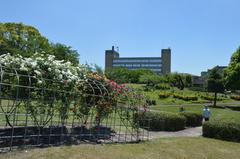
0, 65, 150, 152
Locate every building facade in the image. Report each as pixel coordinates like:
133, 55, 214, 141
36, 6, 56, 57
201, 65, 227, 80
105, 46, 171, 75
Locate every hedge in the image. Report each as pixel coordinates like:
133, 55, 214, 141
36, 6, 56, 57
158, 92, 171, 99
230, 95, 240, 101
201, 94, 226, 101
137, 111, 186, 131
180, 112, 203, 127
173, 94, 198, 101
155, 83, 170, 90
203, 120, 240, 142
226, 106, 240, 111
146, 99, 157, 106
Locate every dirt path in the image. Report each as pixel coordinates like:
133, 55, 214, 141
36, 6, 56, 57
149, 126, 202, 139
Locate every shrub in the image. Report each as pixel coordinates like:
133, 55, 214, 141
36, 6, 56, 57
217, 96, 225, 101
155, 83, 170, 90
152, 100, 156, 105
203, 121, 240, 142
201, 94, 226, 101
143, 86, 154, 92
146, 99, 157, 106
201, 95, 214, 101
137, 111, 186, 131
226, 106, 240, 111
183, 96, 198, 101
173, 93, 198, 101
180, 112, 203, 127
188, 87, 206, 92
230, 95, 240, 101
158, 92, 171, 99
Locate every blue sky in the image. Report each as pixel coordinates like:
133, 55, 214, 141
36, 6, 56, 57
0, 0, 240, 75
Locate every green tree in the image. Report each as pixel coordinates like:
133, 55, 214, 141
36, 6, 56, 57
105, 67, 130, 83
224, 47, 240, 90
0, 22, 79, 65
0, 22, 50, 57
50, 43, 79, 65
167, 73, 185, 90
185, 74, 192, 87
105, 67, 155, 83
207, 67, 224, 106
139, 74, 166, 86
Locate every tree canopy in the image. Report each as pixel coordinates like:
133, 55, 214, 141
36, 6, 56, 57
0, 22, 49, 56
166, 73, 185, 90
224, 47, 240, 90
50, 43, 79, 66
0, 22, 79, 65
105, 67, 155, 83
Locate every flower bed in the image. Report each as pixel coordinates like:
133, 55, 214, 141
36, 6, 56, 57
173, 93, 198, 101
158, 92, 171, 99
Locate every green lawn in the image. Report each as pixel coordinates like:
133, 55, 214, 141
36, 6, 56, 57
1, 137, 240, 159
151, 104, 240, 122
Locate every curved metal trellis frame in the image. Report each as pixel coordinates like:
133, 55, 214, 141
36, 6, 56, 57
0, 65, 150, 152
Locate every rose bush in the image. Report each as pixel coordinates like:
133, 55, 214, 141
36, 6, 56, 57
0, 53, 88, 126
0, 53, 148, 129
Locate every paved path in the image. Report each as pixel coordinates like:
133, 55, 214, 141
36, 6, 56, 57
149, 126, 202, 139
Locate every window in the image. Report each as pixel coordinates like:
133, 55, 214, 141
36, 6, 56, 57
141, 64, 162, 67
113, 58, 162, 63
132, 64, 140, 67
125, 64, 132, 67
151, 68, 162, 72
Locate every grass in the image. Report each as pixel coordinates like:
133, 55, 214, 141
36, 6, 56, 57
151, 105, 240, 122
1, 137, 240, 159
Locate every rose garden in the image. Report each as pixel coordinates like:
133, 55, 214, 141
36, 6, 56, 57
0, 23, 240, 158
0, 53, 149, 151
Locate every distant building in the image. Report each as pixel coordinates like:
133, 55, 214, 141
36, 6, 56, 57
213, 65, 227, 76
105, 46, 171, 75
192, 75, 205, 87
201, 65, 227, 79
194, 65, 227, 87
201, 71, 208, 78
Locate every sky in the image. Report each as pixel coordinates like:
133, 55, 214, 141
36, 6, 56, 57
0, 0, 240, 75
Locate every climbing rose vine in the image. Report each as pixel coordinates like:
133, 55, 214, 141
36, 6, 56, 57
0, 53, 88, 86
0, 53, 148, 128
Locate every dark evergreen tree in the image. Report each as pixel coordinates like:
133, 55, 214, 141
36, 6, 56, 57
207, 67, 225, 106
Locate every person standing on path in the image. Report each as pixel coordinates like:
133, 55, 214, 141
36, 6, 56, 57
203, 105, 211, 121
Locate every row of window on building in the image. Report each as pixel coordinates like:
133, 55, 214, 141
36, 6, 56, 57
113, 63, 162, 67
127, 67, 162, 72
113, 58, 162, 63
